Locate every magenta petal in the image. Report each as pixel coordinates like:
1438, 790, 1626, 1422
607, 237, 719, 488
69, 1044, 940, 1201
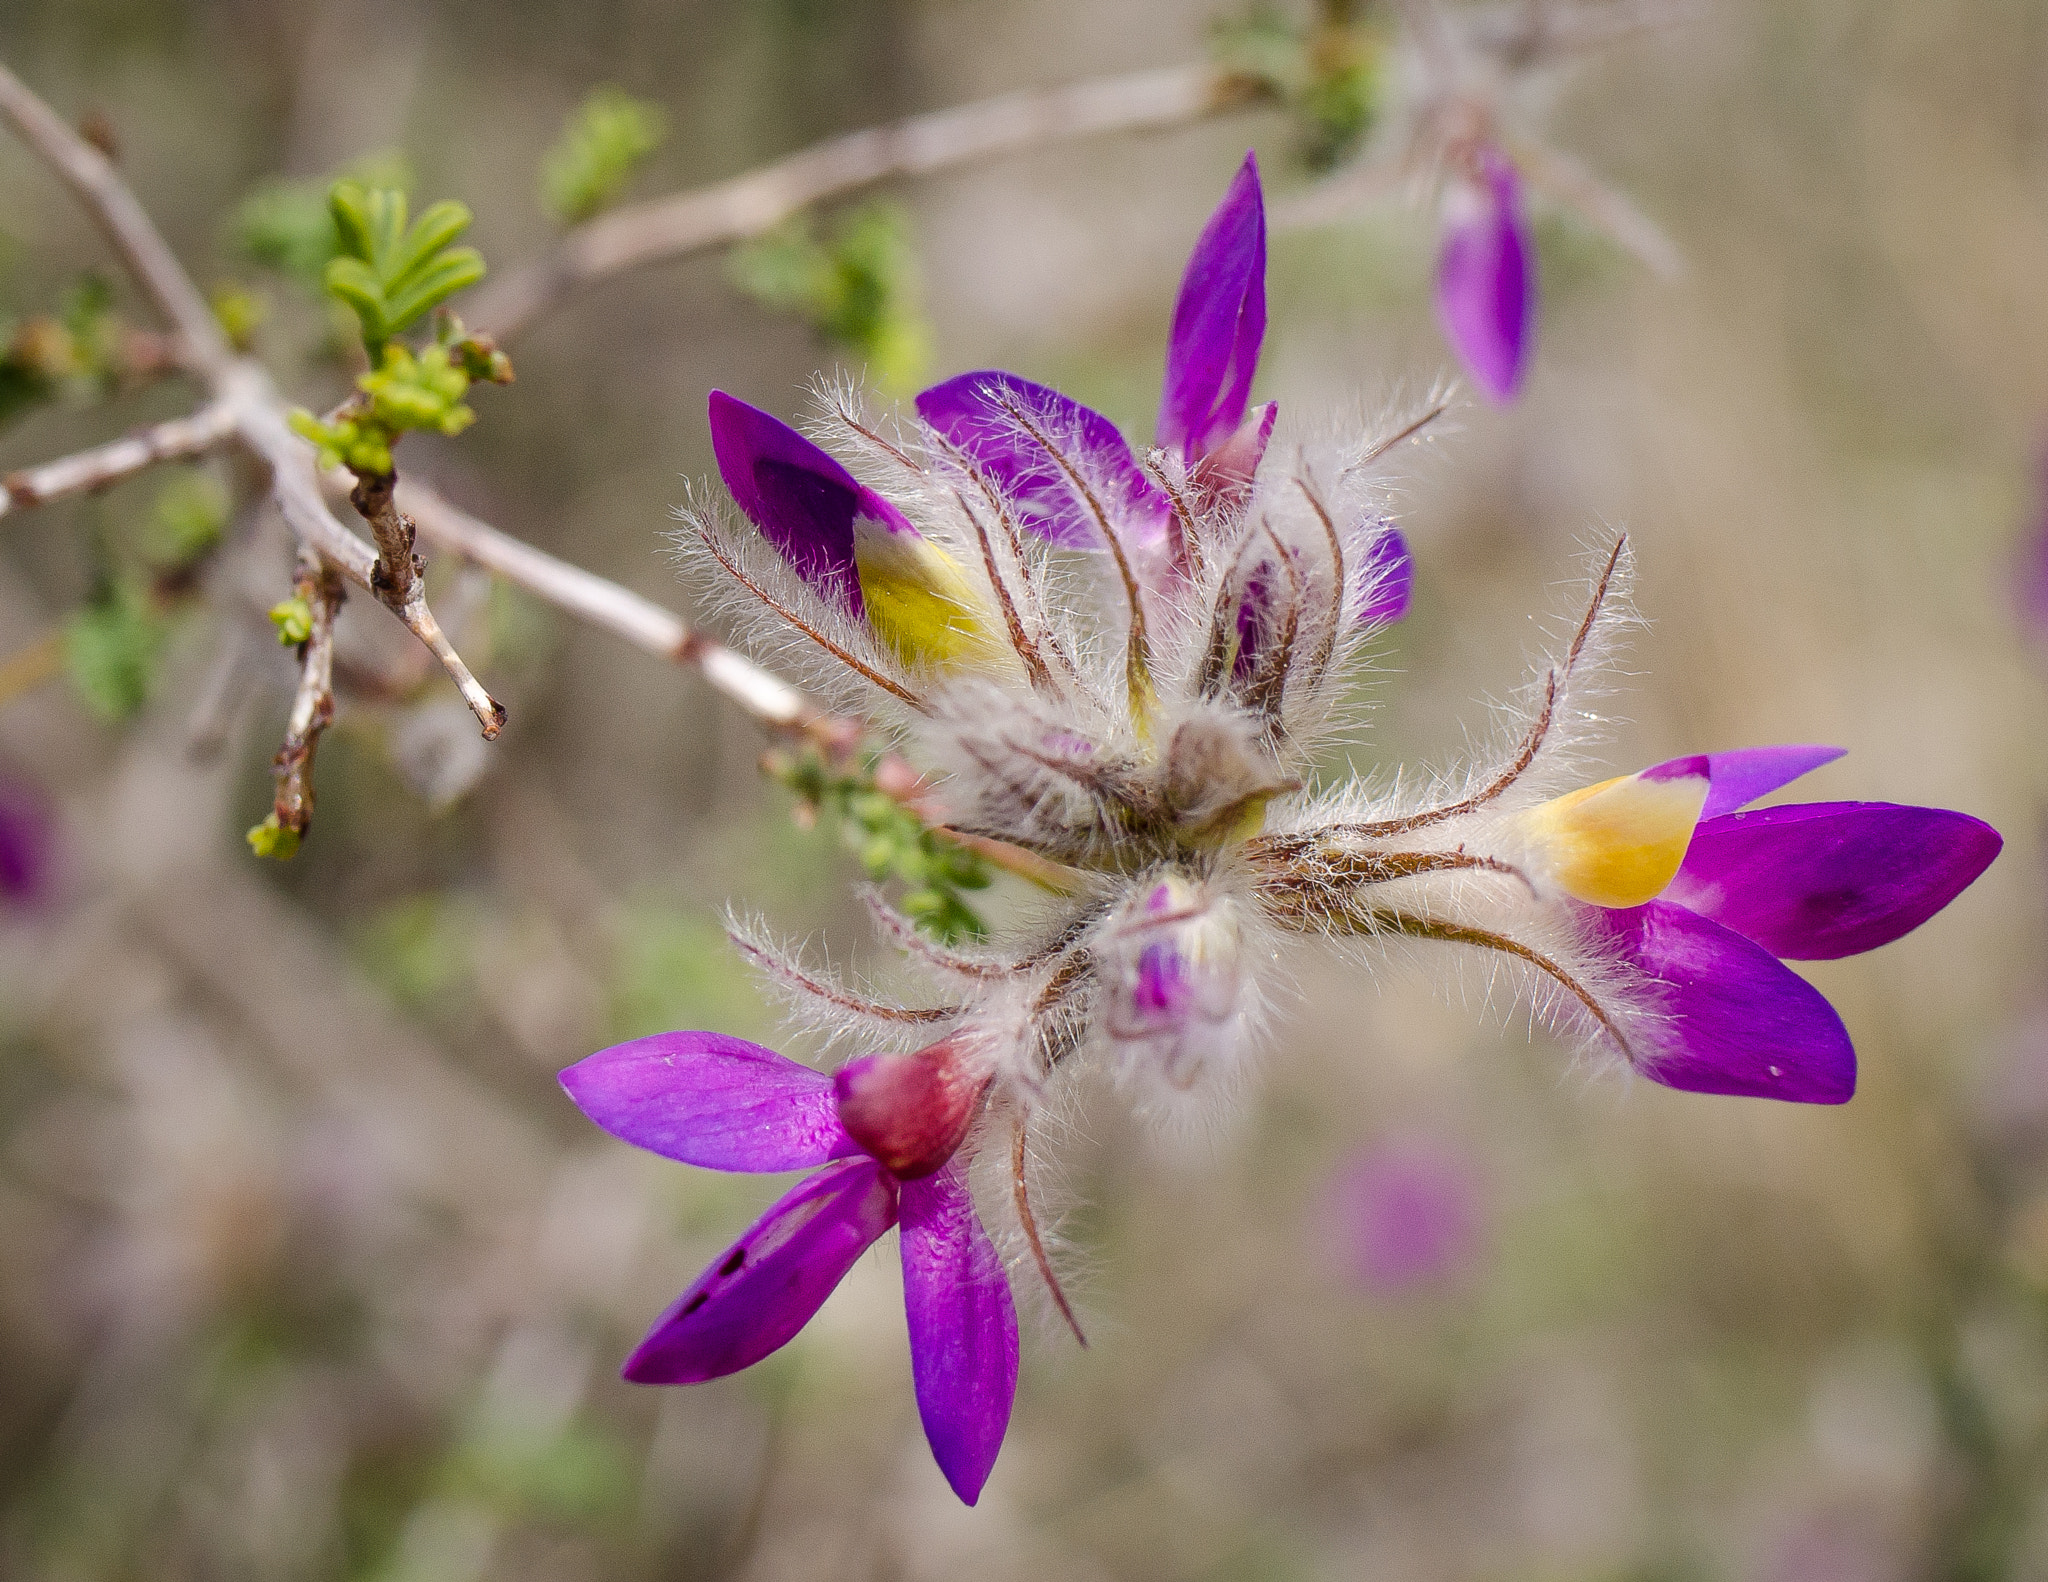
1665, 802, 2002, 961
1188, 400, 1276, 507
1696, 745, 1847, 820
1434, 149, 1535, 404
1592, 900, 1856, 1103
916, 370, 1167, 548
1158, 151, 1268, 465
1357, 524, 1413, 625
708, 390, 914, 617
899, 1157, 1018, 1505
561, 1031, 859, 1172
623, 1157, 899, 1383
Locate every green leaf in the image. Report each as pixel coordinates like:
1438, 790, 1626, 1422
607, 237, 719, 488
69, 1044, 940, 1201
379, 247, 486, 335
541, 87, 667, 225
323, 255, 390, 346
144, 471, 229, 570
246, 814, 300, 861
63, 587, 165, 722
320, 181, 487, 359
386, 199, 472, 287
269, 595, 313, 645
729, 202, 931, 394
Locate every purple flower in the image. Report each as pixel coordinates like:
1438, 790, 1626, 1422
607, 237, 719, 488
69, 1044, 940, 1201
708, 390, 911, 618
1435, 146, 1536, 404
0, 778, 54, 908
1329, 1139, 1483, 1293
1101, 873, 1246, 1091
559, 1031, 1017, 1504
1586, 745, 2002, 1103
915, 153, 1412, 614
707, 390, 1008, 670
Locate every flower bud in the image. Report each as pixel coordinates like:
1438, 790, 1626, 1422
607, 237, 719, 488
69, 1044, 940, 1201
833, 1036, 989, 1179
1103, 875, 1244, 1088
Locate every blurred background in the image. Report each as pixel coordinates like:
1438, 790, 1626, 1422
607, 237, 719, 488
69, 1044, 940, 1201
1, 0, 2046, 1577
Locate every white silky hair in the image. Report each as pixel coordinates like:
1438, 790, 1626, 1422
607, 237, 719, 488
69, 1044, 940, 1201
680, 379, 1669, 1304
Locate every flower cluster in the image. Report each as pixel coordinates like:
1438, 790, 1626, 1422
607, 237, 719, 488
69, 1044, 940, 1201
560, 155, 2001, 1503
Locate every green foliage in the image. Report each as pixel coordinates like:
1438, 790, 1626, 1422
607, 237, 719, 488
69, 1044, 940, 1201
143, 471, 228, 570
1213, 7, 1384, 171
446, 1422, 633, 1526
769, 748, 990, 943
730, 202, 932, 395
269, 595, 314, 646
322, 182, 486, 363
230, 150, 415, 287
0, 275, 129, 428
208, 282, 267, 351
63, 584, 166, 721
540, 87, 666, 225
608, 902, 768, 1043
245, 813, 300, 861
290, 341, 479, 476
352, 894, 475, 1011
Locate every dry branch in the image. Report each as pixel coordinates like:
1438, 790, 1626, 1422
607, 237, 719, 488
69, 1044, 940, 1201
396, 477, 820, 736
0, 400, 238, 520
472, 62, 1263, 342
0, 62, 506, 738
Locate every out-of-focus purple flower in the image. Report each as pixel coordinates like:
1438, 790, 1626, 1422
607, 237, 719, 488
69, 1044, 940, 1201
560, 1030, 1017, 1505
1434, 146, 1536, 404
1584, 746, 2001, 1103
1329, 1139, 1483, 1293
0, 778, 54, 908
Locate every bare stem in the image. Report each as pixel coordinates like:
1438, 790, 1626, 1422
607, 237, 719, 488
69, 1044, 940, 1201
472, 63, 1263, 342
1012, 1119, 1087, 1347
0, 400, 238, 521
396, 478, 823, 735
0, 61, 508, 743
0, 60, 232, 373
0, 630, 64, 709
269, 558, 343, 841
349, 469, 420, 605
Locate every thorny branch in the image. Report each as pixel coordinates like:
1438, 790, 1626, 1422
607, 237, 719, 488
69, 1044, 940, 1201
267, 556, 343, 845
0, 62, 505, 736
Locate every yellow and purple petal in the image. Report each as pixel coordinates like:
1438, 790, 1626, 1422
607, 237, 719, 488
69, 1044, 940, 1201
1435, 147, 1535, 405
559, 1030, 859, 1173
708, 389, 914, 617
1664, 802, 2002, 960
899, 1155, 1018, 1505
1515, 757, 1710, 908
622, 1155, 899, 1383
915, 370, 1167, 549
1592, 900, 1856, 1103
1158, 151, 1268, 466
849, 521, 1009, 670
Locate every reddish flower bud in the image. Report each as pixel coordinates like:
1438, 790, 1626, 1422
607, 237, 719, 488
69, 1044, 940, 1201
834, 1038, 989, 1180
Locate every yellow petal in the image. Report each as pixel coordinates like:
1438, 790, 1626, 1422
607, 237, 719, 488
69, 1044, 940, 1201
1516, 767, 1710, 908
853, 522, 1007, 670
